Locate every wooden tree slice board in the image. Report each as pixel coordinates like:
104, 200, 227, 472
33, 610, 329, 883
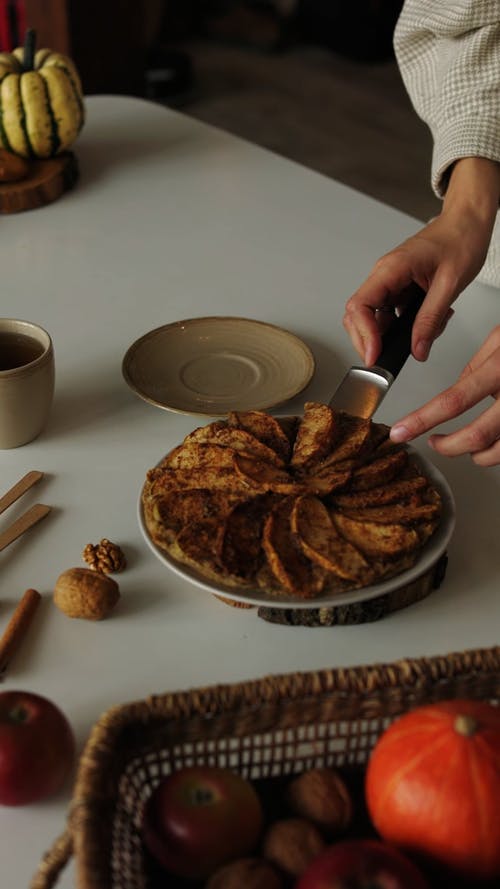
214, 553, 449, 625
257, 554, 449, 626
0, 152, 79, 214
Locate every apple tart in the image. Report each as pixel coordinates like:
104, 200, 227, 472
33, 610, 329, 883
141, 403, 443, 600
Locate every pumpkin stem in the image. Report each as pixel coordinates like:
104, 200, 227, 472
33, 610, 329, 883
454, 714, 477, 737
22, 28, 36, 71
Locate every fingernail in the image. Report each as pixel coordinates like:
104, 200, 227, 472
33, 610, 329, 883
428, 435, 443, 451
414, 339, 430, 361
390, 424, 411, 443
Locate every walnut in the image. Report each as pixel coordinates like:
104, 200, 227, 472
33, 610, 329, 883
262, 817, 326, 878
82, 538, 126, 574
53, 567, 120, 620
206, 857, 284, 889
286, 767, 353, 834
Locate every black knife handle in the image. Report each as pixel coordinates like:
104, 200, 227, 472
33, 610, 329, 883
376, 282, 427, 378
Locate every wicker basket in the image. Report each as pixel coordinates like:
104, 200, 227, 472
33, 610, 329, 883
32, 645, 500, 889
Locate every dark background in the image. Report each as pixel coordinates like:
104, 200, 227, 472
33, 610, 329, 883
17, 0, 439, 221
22, 1, 403, 95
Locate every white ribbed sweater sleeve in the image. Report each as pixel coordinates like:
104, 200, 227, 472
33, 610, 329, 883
394, 0, 500, 198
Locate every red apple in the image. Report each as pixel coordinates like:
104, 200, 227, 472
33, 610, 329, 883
0, 690, 75, 806
142, 765, 264, 880
295, 838, 430, 889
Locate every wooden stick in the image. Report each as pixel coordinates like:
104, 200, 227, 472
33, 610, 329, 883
0, 471, 44, 517
0, 503, 51, 552
0, 588, 41, 675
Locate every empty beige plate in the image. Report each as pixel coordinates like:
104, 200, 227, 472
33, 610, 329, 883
122, 316, 315, 415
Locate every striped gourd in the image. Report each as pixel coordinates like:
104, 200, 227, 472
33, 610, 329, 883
0, 30, 85, 159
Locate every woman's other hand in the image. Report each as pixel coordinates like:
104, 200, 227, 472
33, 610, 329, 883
390, 326, 500, 466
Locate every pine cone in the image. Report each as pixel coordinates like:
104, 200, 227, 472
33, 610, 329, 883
82, 539, 126, 574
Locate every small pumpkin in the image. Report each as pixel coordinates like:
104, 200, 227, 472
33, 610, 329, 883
365, 699, 500, 880
0, 28, 84, 159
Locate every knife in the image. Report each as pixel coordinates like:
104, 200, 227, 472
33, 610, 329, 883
329, 282, 426, 419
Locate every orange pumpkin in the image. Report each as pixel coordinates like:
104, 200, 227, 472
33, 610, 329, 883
365, 699, 500, 880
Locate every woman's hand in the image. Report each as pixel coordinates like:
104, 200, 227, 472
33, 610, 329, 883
343, 157, 500, 466
343, 157, 500, 366
390, 326, 500, 466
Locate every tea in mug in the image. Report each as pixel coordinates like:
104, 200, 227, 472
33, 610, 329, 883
0, 332, 45, 371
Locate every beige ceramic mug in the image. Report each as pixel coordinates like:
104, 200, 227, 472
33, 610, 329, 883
0, 318, 55, 448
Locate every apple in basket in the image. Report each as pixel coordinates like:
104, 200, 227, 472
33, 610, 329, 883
294, 839, 430, 889
141, 765, 264, 880
0, 690, 75, 805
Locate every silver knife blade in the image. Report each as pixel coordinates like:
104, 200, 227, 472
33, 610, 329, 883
328, 365, 394, 419
329, 283, 427, 419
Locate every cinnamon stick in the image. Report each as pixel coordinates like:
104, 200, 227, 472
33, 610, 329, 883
0, 588, 41, 676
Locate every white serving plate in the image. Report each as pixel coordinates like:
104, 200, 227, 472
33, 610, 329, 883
138, 448, 455, 610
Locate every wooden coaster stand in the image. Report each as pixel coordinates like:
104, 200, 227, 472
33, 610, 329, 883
256, 553, 448, 626
0, 151, 78, 214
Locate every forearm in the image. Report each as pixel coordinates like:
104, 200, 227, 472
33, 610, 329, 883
442, 157, 500, 235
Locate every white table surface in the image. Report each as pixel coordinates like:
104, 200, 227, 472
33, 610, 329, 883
1, 95, 498, 888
